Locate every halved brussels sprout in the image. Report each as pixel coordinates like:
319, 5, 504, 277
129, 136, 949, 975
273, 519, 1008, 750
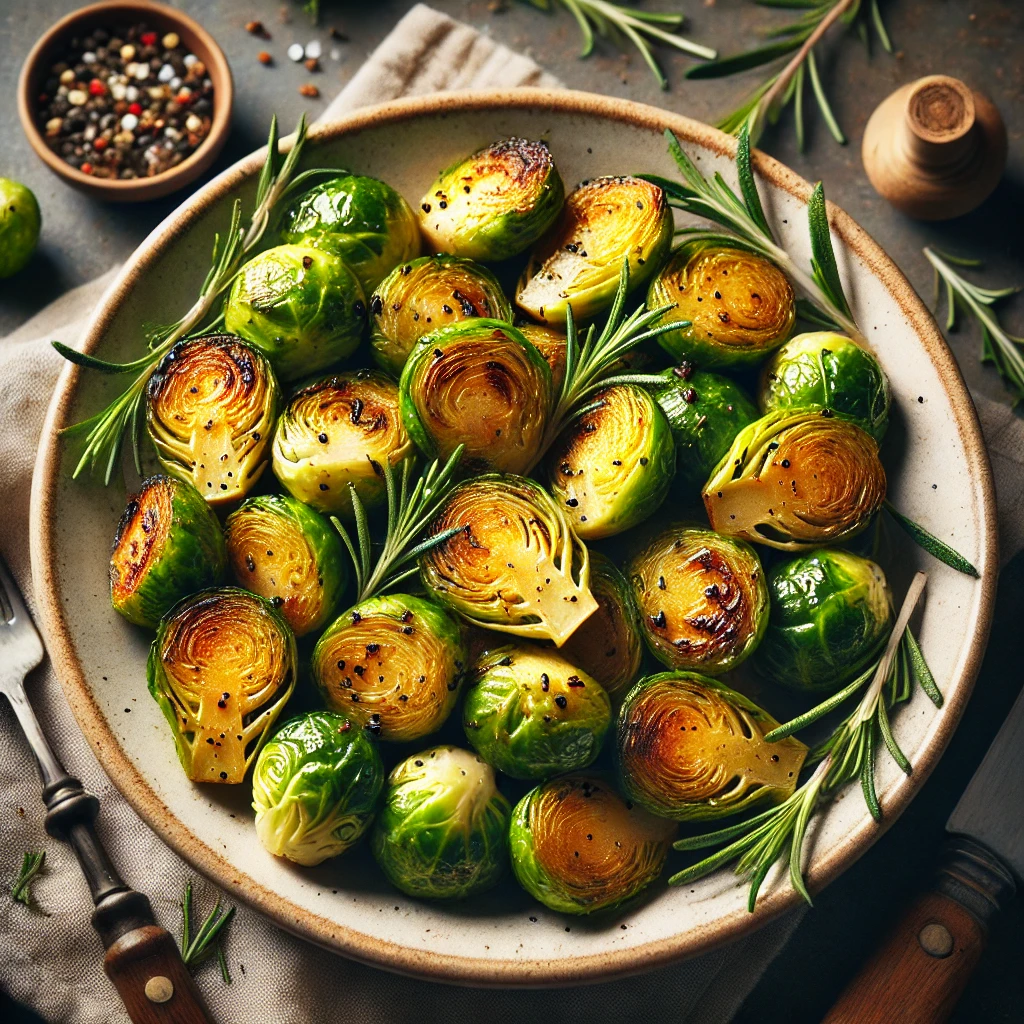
464, 645, 611, 780
146, 334, 280, 507
617, 672, 808, 821
372, 745, 511, 899
311, 594, 467, 742
148, 588, 296, 784
760, 332, 891, 441
420, 474, 599, 647
518, 323, 567, 392
370, 255, 512, 376
224, 494, 347, 637
758, 549, 892, 692
252, 710, 384, 866
278, 174, 420, 294
223, 243, 365, 383
271, 370, 413, 518
0, 177, 40, 278
399, 319, 553, 474
110, 475, 227, 629
509, 775, 674, 915
517, 176, 673, 325
630, 525, 769, 675
703, 409, 887, 550
648, 240, 795, 369
418, 138, 564, 262
547, 384, 675, 540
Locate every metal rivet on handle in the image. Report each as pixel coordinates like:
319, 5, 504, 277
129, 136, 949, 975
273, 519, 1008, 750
144, 975, 174, 1003
918, 922, 954, 958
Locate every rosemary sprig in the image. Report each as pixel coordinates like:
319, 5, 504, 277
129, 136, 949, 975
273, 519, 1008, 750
11, 851, 46, 908
180, 879, 236, 984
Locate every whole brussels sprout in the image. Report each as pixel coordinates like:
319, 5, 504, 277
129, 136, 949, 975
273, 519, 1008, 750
464, 644, 612, 780
760, 332, 891, 441
225, 494, 347, 637
271, 370, 413, 518
0, 177, 40, 278
372, 746, 511, 900
252, 710, 384, 866
517, 176, 673, 325
617, 672, 808, 821
547, 384, 675, 540
110, 475, 227, 629
370, 255, 512, 376
278, 173, 420, 294
648, 240, 795, 369
224, 243, 365, 383
758, 549, 893, 692
419, 138, 564, 262
312, 594, 468, 742
148, 588, 296, 784
509, 775, 674, 915
518, 323, 567, 392
399, 319, 553, 475
703, 409, 887, 550
146, 335, 280, 507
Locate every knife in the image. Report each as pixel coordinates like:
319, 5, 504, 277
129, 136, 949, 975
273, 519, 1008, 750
822, 685, 1022, 1023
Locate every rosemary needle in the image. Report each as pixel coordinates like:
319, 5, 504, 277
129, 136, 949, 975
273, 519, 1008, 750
11, 851, 46, 907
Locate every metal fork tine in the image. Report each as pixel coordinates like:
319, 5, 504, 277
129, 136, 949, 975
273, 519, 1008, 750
0, 555, 31, 628
0, 559, 16, 624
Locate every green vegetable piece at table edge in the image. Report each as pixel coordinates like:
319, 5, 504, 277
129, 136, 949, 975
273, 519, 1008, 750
0, 177, 40, 279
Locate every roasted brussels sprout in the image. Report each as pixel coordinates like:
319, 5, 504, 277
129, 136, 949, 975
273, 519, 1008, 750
517, 176, 673, 325
399, 319, 553, 474
148, 588, 296, 784
464, 645, 612, 780
761, 332, 891, 441
225, 494, 347, 637
703, 410, 887, 550
312, 594, 468, 742
547, 384, 675, 540
618, 672, 807, 822
370, 255, 512, 377
251, 710, 384, 866
630, 525, 768, 675
509, 775, 674, 915
146, 334, 280, 506
372, 746, 511, 899
224, 243, 365, 383
420, 474, 599, 647
271, 370, 413, 518
517, 324, 568, 392
278, 173, 420, 294
0, 177, 40, 278
110, 475, 227, 629
418, 138, 564, 262
649, 240, 795, 369
758, 549, 892, 692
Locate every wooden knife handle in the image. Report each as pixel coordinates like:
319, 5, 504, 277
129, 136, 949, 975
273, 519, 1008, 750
822, 837, 1016, 1024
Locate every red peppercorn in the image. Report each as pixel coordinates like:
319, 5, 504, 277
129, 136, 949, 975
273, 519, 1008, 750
89, 79, 106, 96
93, 137, 108, 151
81, 162, 94, 175
140, 31, 158, 46
128, 102, 143, 116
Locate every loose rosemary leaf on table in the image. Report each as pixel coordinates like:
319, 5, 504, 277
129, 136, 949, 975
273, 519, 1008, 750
11, 851, 46, 909
180, 879, 236, 984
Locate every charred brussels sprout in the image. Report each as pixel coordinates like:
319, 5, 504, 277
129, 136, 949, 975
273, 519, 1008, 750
617, 672, 808, 822
224, 243, 365, 383
225, 494, 347, 637
110, 476, 227, 629
148, 588, 296, 784
252, 710, 384, 866
419, 138, 564, 262
0, 177, 40, 278
372, 746, 510, 899
649, 240, 795, 369
631, 525, 768, 675
761, 332, 891, 441
278, 174, 420, 294
370, 255, 512, 376
517, 176, 672, 325
271, 371, 413, 518
312, 594, 467, 742
703, 410, 887, 550
420, 474, 599, 647
509, 775, 674, 915
518, 324, 568, 392
146, 335, 280, 506
547, 384, 675, 540
464, 645, 612, 780
758, 549, 892, 692
399, 319, 553, 474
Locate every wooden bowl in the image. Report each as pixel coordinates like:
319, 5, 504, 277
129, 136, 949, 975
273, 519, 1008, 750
17, 0, 232, 202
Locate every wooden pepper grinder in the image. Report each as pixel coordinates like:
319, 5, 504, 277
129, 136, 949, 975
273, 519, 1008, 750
862, 75, 1006, 220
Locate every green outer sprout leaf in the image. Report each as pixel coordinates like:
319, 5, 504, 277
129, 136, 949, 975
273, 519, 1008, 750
11, 851, 46, 907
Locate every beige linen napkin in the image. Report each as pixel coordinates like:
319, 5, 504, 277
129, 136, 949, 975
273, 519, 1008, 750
2, 6, 1022, 1024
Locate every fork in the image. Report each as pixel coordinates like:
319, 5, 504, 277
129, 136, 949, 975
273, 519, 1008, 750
0, 556, 213, 1024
